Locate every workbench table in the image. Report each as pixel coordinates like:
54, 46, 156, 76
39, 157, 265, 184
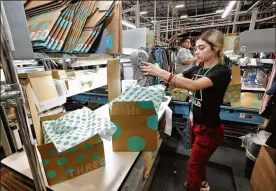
1, 97, 172, 191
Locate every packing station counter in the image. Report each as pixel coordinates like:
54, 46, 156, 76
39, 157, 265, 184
1, 95, 172, 191
1, 59, 173, 190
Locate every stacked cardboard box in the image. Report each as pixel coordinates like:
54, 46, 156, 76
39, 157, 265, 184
250, 146, 276, 191
223, 65, 242, 104
25, 0, 122, 54
171, 88, 189, 101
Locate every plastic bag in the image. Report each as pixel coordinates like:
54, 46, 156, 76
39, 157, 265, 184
239, 131, 271, 161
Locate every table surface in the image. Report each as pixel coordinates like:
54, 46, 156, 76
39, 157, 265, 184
241, 84, 266, 92
1, 96, 171, 191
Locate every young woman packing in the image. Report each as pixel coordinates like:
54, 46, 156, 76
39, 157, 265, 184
140, 29, 231, 191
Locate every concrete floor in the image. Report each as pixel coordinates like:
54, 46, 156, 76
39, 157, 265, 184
149, 127, 253, 191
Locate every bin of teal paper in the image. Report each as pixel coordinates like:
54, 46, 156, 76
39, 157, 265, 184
42, 107, 117, 152
109, 85, 164, 113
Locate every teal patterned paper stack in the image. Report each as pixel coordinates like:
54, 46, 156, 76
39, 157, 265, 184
42, 107, 116, 152
110, 85, 164, 113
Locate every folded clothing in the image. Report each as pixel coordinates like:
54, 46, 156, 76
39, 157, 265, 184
130, 49, 156, 87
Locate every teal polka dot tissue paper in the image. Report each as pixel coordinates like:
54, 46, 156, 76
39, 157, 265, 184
41, 107, 116, 152
110, 85, 164, 151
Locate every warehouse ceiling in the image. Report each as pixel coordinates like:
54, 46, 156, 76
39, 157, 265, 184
122, 0, 276, 37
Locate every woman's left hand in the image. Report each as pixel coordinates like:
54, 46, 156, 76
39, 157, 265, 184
140, 61, 161, 77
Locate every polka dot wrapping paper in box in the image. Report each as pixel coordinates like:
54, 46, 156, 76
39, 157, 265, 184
109, 86, 165, 152
38, 107, 116, 186
42, 107, 116, 152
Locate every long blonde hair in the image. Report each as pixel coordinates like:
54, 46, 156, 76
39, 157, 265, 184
197, 29, 224, 64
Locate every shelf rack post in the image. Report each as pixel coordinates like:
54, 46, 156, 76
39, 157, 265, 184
0, 22, 47, 191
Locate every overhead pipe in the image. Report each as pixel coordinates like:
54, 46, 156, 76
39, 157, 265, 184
159, 18, 230, 28
158, 11, 276, 28
140, 15, 154, 25
122, 7, 135, 14
246, 0, 261, 13
160, 14, 276, 32
232, 1, 242, 33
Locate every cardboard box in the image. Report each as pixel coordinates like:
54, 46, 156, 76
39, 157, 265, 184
223, 35, 240, 54
38, 114, 105, 186
107, 59, 121, 102
110, 101, 158, 152
18, 71, 60, 105
231, 92, 261, 109
171, 88, 188, 101
146, 33, 155, 46
25, 85, 105, 186
250, 146, 276, 191
223, 65, 242, 103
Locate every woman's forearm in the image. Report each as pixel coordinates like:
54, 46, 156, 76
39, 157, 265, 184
157, 69, 212, 92
172, 76, 197, 91
156, 69, 171, 82
157, 69, 196, 91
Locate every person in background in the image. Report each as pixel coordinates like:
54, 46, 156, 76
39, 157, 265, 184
140, 29, 231, 191
175, 37, 198, 74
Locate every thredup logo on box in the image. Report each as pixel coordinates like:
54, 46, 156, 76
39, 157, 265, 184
67, 158, 105, 178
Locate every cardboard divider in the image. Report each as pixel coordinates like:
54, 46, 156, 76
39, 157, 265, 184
107, 59, 121, 102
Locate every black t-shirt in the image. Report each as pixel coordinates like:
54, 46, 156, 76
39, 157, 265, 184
182, 64, 231, 128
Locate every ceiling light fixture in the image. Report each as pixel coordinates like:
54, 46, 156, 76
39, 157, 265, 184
272, 1, 276, 4
175, 4, 185, 8
180, 15, 188, 18
140, 11, 147, 15
222, 1, 236, 18
122, 20, 136, 29
216, 9, 224, 13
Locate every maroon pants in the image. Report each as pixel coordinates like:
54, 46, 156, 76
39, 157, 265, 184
186, 124, 225, 191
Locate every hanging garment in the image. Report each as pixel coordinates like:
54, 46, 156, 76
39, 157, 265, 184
141, 46, 155, 64
260, 91, 276, 118
266, 79, 276, 96
162, 49, 170, 72
130, 49, 155, 87
260, 63, 276, 113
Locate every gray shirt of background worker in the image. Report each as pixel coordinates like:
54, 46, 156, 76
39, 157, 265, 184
175, 38, 198, 74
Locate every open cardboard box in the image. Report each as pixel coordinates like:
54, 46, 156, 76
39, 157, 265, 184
171, 88, 188, 101
223, 65, 242, 104
25, 84, 105, 186
110, 101, 158, 152
223, 34, 240, 54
